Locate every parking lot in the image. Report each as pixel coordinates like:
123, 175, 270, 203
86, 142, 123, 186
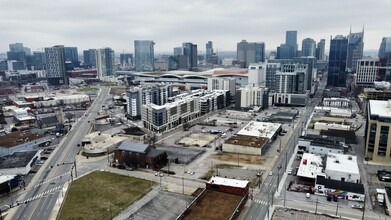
127, 191, 194, 220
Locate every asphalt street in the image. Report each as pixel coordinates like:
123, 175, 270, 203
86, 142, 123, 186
243, 75, 326, 220
8, 87, 110, 220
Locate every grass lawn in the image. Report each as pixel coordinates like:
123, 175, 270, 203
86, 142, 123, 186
59, 171, 152, 220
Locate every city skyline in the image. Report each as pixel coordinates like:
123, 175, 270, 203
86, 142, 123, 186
0, 0, 390, 53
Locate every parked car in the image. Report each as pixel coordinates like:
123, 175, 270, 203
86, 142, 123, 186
117, 165, 126, 170
287, 169, 292, 175
155, 172, 164, 177
306, 193, 311, 199
269, 171, 273, 176
351, 204, 363, 209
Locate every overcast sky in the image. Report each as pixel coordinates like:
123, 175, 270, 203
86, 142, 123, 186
0, 0, 390, 54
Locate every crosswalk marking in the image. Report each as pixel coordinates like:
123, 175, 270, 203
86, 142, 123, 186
34, 171, 71, 188
253, 199, 269, 205
21, 186, 63, 205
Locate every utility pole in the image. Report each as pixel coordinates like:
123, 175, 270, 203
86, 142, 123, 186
315, 198, 318, 213
283, 183, 286, 207
182, 176, 184, 195
74, 160, 77, 178
8, 181, 13, 207
362, 195, 366, 220
285, 150, 288, 171
267, 193, 270, 220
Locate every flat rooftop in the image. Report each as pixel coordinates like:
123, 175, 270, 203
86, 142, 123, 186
369, 100, 391, 118
297, 153, 324, 179
326, 153, 359, 175
0, 131, 45, 148
237, 121, 281, 139
82, 132, 127, 153
178, 189, 242, 220
208, 176, 249, 188
0, 151, 39, 169
224, 135, 268, 148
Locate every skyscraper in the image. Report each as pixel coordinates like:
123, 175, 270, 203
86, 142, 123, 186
276, 44, 295, 59
134, 40, 155, 72
120, 53, 133, 68
285, 31, 298, 56
96, 48, 115, 78
206, 41, 213, 61
378, 37, 391, 64
45, 45, 68, 86
301, 38, 316, 57
237, 40, 265, 67
346, 29, 364, 72
182, 42, 198, 70
316, 39, 326, 61
32, 51, 46, 70
327, 35, 348, 87
64, 47, 79, 67
9, 43, 24, 52
83, 49, 97, 67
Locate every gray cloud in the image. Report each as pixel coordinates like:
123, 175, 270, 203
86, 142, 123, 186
0, 0, 389, 53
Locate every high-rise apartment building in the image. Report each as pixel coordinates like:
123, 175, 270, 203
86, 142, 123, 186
83, 49, 97, 67
271, 63, 308, 106
96, 47, 115, 78
248, 63, 266, 87
316, 39, 326, 61
127, 84, 173, 119
365, 100, 391, 163
302, 38, 316, 57
327, 35, 348, 87
346, 29, 364, 72
45, 45, 68, 86
235, 86, 269, 109
207, 77, 236, 97
237, 40, 265, 67
134, 40, 155, 72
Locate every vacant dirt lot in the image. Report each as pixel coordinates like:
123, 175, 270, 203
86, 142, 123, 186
213, 152, 267, 165
179, 190, 242, 220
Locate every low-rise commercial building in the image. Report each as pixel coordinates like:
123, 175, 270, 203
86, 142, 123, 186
82, 132, 128, 156
177, 176, 249, 220
0, 131, 51, 156
0, 150, 40, 175
298, 137, 346, 156
223, 121, 281, 155
314, 176, 365, 201
297, 153, 325, 180
223, 135, 269, 155
113, 140, 167, 169
325, 153, 360, 183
